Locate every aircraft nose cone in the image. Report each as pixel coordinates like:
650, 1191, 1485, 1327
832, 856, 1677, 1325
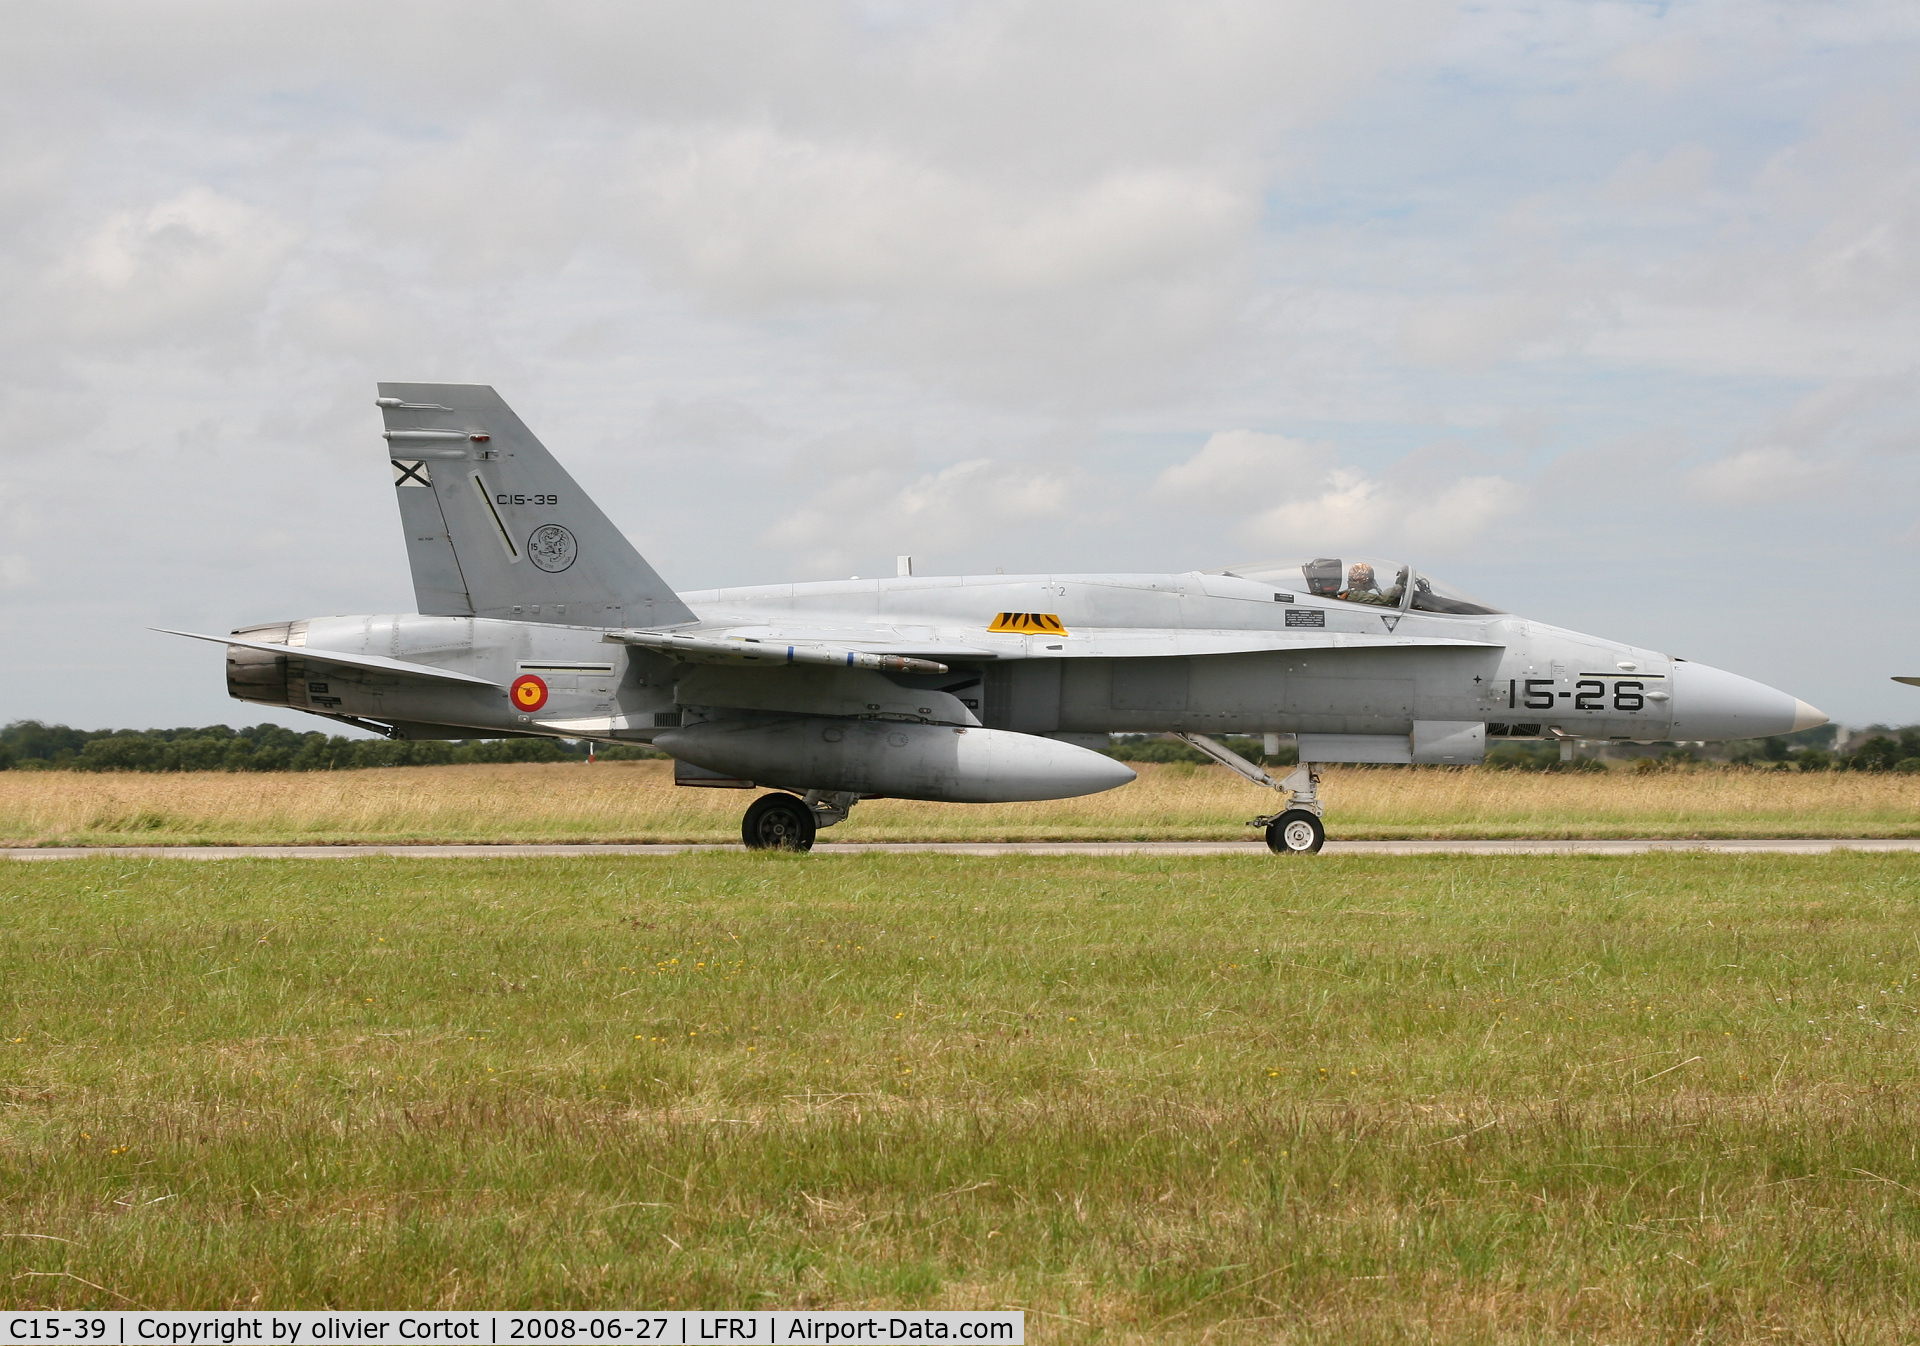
1791, 699, 1828, 733
1670, 661, 1820, 740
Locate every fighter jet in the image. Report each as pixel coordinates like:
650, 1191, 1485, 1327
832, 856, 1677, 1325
162, 383, 1828, 853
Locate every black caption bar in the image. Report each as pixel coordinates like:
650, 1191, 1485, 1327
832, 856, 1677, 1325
2, 1314, 1022, 1346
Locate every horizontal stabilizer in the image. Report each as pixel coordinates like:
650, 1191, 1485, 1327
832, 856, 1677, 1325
155, 629, 499, 688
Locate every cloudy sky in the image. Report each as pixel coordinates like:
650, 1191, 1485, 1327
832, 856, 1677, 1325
3, 0, 1917, 731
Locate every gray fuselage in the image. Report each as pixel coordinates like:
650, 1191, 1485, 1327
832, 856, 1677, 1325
226, 568, 1803, 751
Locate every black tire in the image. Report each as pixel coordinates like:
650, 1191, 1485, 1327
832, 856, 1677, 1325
1265, 809, 1325, 855
741, 792, 817, 852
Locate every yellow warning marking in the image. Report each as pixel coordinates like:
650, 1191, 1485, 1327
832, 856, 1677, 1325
989, 612, 1068, 635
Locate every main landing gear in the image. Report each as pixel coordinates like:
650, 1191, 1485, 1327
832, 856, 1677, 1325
1173, 733, 1326, 855
741, 793, 815, 851
740, 789, 862, 852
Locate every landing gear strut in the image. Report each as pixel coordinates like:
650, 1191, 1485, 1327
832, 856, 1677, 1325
801, 789, 860, 830
1174, 733, 1327, 856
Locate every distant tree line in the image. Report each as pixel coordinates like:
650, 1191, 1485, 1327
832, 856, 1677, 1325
1415, 725, 1920, 773
4, 719, 1914, 774
1803, 725, 1920, 773
1619, 724, 1919, 773
1111, 724, 1920, 774
0, 721, 663, 772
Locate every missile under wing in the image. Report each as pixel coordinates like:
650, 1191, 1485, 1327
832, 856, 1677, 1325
164, 384, 1827, 854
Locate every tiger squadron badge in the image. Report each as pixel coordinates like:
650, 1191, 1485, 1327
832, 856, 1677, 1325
528, 524, 577, 573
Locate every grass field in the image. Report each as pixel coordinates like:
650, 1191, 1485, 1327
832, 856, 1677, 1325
3, 851, 1920, 1339
3, 760, 1917, 846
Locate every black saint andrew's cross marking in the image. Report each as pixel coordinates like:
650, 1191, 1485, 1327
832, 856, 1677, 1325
391, 459, 432, 488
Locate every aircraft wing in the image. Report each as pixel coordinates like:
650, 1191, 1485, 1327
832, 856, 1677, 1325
155, 629, 501, 688
1896, 677, 1920, 687
605, 629, 954, 672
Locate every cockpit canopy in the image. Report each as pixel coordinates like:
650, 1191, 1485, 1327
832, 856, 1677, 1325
1207, 557, 1504, 616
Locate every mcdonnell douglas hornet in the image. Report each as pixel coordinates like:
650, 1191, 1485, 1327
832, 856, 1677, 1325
163, 384, 1828, 853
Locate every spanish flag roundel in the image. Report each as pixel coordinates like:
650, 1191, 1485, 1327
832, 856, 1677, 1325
510, 674, 549, 712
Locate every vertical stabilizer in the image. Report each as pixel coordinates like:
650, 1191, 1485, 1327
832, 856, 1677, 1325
379, 383, 695, 628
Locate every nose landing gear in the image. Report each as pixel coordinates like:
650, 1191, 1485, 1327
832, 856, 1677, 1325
1261, 805, 1326, 855
1251, 763, 1326, 855
1174, 733, 1327, 855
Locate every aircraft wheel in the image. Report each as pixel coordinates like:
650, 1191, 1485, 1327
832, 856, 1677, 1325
1265, 809, 1325, 855
742, 792, 817, 852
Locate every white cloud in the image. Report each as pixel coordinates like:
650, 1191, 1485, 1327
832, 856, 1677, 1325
764, 455, 1072, 574
1245, 468, 1526, 555
1396, 291, 1574, 371
2, 0, 1920, 728
1683, 376, 1911, 502
1685, 446, 1836, 504
1773, 375, 1914, 446
1158, 430, 1527, 555
643, 396, 772, 451
353, 117, 1265, 405
607, 130, 1253, 302
1153, 429, 1323, 499
1606, 37, 1706, 92
59, 188, 302, 346
1607, 143, 1716, 202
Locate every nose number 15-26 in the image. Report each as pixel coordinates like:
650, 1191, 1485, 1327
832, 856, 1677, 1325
1514, 678, 1647, 712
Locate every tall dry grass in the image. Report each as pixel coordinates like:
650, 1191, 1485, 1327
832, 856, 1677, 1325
2, 759, 1915, 844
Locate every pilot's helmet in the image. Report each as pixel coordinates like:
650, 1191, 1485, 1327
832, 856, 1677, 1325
1346, 562, 1376, 591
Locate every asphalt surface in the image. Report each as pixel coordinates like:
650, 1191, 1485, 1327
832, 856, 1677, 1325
7, 839, 1919, 860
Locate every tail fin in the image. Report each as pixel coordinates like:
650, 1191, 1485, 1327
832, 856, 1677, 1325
378, 382, 695, 628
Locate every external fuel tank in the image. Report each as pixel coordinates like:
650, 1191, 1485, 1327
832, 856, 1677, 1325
654, 717, 1137, 803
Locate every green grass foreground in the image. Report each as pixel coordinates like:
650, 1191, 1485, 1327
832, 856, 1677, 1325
4, 853, 1920, 1339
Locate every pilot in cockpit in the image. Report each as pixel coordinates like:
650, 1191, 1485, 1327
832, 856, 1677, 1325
1338, 561, 1403, 607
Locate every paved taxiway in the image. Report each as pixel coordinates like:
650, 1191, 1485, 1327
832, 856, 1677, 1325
6, 839, 1918, 860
